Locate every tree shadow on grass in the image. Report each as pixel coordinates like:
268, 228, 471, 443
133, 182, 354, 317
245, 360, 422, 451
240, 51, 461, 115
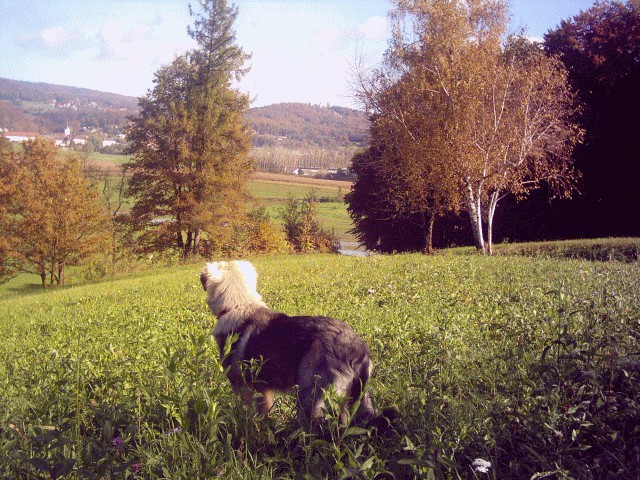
0, 274, 46, 299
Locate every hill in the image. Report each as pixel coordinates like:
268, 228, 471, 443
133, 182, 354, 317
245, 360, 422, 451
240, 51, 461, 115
0, 78, 139, 110
0, 78, 368, 148
0, 78, 138, 136
246, 102, 368, 148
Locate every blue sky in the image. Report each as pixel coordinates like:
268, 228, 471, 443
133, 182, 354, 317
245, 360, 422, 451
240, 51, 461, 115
0, 0, 596, 107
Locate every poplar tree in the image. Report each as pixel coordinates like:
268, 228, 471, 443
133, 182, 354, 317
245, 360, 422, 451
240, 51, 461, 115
127, 0, 251, 258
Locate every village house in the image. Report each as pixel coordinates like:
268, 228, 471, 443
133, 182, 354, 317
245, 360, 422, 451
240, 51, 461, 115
46, 133, 67, 146
3, 131, 38, 142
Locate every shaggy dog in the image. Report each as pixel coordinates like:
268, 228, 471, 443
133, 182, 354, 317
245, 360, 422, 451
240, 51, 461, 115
200, 260, 375, 428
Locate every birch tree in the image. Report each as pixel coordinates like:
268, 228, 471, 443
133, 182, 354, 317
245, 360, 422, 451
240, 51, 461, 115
352, 0, 582, 253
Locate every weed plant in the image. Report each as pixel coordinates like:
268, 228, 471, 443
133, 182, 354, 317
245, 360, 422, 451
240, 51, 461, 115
0, 254, 638, 478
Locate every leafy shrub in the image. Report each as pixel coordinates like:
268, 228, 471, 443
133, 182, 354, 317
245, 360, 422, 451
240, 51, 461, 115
280, 193, 337, 253
242, 207, 292, 255
493, 237, 640, 262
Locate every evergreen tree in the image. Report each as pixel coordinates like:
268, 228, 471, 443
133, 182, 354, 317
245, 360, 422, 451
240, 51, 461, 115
127, 0, 251, 258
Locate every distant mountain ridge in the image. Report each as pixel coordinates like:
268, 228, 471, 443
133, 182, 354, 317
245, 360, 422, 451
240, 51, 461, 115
0, 78, 138, 135
0, 78, 368, 148
0, 77, 139, 110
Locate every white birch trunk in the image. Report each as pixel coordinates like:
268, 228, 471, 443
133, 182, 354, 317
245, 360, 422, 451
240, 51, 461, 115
466, 183, 485, 253
487, 191, 500, 256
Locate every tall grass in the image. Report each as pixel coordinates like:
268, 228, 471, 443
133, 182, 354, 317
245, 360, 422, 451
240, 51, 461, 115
1, 254, 638, 478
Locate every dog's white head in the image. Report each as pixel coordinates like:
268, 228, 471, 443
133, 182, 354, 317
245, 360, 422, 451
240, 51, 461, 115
200, 260, 263, 317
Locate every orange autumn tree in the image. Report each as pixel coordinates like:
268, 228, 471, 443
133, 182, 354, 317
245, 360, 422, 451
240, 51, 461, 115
352, 0, 582, 253
0, 138, 109, 287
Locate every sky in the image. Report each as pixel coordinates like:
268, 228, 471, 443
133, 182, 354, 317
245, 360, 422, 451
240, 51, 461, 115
0, 0, 597, 108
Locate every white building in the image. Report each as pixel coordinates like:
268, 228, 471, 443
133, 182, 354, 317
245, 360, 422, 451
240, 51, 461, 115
4, 131, 38, 142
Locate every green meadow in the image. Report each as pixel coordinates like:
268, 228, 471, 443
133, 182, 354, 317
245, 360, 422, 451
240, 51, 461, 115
1, 253, 638, 478
247, 179, 351, 241
82, 151, 354, 241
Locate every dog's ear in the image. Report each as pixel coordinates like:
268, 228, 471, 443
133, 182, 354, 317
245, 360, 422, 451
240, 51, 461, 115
199, 270, 209, 290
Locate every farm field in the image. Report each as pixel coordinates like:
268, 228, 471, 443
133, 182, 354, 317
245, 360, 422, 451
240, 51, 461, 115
1, 253, 638, 478
80, 151, 356, 241
247, 172, 353, 241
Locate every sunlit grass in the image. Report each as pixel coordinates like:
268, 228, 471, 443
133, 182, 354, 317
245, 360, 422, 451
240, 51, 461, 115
1, 254, 638, 478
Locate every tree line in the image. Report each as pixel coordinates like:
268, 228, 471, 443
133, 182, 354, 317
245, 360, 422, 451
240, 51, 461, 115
2, 0, 636, 282
0, 0, 335, 288
347, 0, 639, 253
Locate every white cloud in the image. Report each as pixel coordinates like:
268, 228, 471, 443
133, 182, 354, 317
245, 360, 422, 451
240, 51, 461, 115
94, 17, 194, 64
40, 28, 72, 49
19, 27, 90, 57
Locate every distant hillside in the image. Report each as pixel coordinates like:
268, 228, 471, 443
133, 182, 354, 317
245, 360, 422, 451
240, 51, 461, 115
0, 78, 138, 136
247, 102, 368, 148
0, 78, 369, 148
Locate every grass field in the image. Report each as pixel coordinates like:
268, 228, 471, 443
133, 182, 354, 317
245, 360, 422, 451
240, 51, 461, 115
1, 253, 638, 478
247, 173, 353, 241
78, 152, 356, 241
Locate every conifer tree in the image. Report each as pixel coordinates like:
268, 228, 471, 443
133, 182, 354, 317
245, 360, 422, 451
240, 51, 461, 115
127, 0, 251, 258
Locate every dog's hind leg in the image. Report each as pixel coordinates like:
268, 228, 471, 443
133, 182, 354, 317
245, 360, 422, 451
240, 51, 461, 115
255, 388, 274, 416
351, 362, 376, 421
296, 374, 327, 429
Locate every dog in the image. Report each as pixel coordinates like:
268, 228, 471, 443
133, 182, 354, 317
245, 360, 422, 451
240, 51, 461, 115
200, 260, 375, 428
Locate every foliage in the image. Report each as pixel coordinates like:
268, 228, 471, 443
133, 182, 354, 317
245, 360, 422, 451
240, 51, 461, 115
542, 0, 640, 238
247, 102, 368, 148
490, 237, 640, 262
242, 207, 292, 255
0, 138, 110, 287
198, 207, 293, 259
352, 0, 582, 255
0, 254, 638, 478
280, 192, 337, 253
126, 0, 252, 259
0, 137, 16, 279
346, 145, 431, 253
0, 99, 38, 132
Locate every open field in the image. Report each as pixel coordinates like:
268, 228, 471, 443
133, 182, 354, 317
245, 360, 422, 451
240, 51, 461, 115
247, 171, 353, 241
1, 253, 638, 478
74, 153, 356, 240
